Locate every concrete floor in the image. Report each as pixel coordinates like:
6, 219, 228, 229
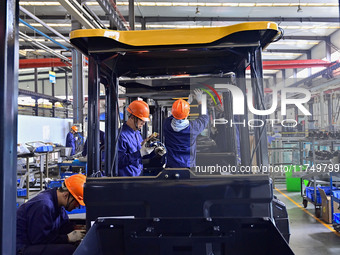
274, 184, 340, 255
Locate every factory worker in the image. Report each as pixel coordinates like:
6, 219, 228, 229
163, 89, 209, 168
82, 130, 105, 157
117, 100, 154, 176
16, 174, 86, 255
66, 125, 78, 156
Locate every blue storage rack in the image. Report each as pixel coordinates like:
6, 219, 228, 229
17, 188, 27, 197
333, 190, 340, 200
35, 145, 53, 153
334, 213, 340, 224
306, 186, 332, 204
46, 180, 63, 189
330, 172, 340, 232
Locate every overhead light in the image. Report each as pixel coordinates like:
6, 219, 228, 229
19, 50, 27, 56
274, 41, 318, 45
19, 1, 60, 6
239, 3, 256, 7
263, 53, 302, 56
19, 23, 71, 27
282, 25, 340, 29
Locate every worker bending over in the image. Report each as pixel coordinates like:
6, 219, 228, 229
118, 100, 154, 176
16, 174, 86, 255
163, 89, 209, 168
65, 125, 78, 156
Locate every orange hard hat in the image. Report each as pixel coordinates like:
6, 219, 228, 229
172, 99, 190, 120
71, 125, 78, 132
64, 174, 86, 206
127, 100, 150, 122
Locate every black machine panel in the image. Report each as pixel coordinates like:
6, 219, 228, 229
75, 217, 294, 255
273, 196, 291, 243
81, 170, 292, 254
84, 170, 273, 228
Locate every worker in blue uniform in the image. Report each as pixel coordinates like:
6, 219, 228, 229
163, 89, 209, 168
65, 125, 78, 156
16, 174, 86, 255
82, 130, 105, 157
117, 100, 154, 176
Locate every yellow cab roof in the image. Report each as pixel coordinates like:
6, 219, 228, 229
70, 21, 280, 78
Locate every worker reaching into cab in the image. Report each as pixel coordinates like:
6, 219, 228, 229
16, 174, 87, 255
66, 125, 78, 156
163, 89, 209, 168
117, 100, 158, 176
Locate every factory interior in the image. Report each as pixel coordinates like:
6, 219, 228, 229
2, 0, 340, 254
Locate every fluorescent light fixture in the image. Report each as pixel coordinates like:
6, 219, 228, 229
307, 3, 325, 7
172, 2, 188, 6
19, 38, 66, 43
205, 3, 223, 7
274, 3, 292, 6
19, 50, 27, 56
274, 41, 318, 45
256, 3, 274, 7
141, 2, 157, 6
155, 2, 173, 6
86, 1, 101, 5
244, 69, 279, 74
19, 23, 71, 27
325, 3, 337, 6
19, 49, 63, 53
20, 1, 60, 6
282, 25, 340, 29
222, 3, 239, 7
263, 52, 302, 56
239, 3, 256, 7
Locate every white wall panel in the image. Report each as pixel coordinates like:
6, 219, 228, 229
18, 115, 73, 145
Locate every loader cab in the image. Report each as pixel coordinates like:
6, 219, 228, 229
70, 22, 293, 255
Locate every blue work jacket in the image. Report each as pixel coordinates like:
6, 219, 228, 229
82, 130, 105, 158
65, 132, 76, 156
163, 115, 209, 168
16, 188, 73, 252
117, 123, 144, 176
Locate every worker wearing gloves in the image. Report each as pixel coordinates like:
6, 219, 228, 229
66, 125, 78, 156
16, 174, 86, 255
118, 100, 155, 176
163, 89, 209, 168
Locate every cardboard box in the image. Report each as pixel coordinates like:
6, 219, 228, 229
318, 188, 340, 224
